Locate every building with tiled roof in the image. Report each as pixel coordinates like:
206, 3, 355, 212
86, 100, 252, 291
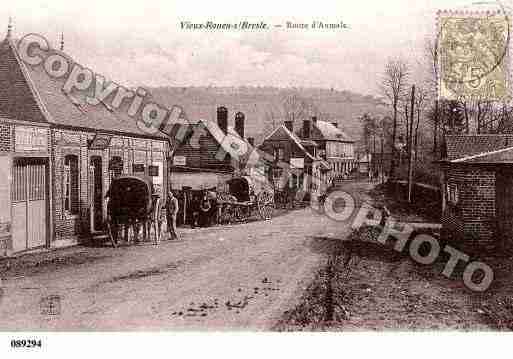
439, 134, 513, 250
296, 117, 356, 179
259, 120, 331, 204
0, 33, 169, 254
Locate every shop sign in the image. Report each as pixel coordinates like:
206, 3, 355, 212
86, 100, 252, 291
15, 126, 48, 152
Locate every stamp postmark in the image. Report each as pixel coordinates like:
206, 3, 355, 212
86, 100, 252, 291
438, 9, 511, 101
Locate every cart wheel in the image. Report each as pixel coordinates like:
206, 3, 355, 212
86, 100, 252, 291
257, 191, 274, 220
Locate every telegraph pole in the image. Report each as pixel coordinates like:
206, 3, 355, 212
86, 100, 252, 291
407, 85, 415, 203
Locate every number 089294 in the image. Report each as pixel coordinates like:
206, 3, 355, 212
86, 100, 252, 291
10, 339, 42, 348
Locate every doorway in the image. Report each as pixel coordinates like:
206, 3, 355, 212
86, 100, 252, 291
90, 156, 103, 232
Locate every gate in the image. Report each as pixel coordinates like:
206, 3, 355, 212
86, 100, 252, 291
11, 158, 48, 252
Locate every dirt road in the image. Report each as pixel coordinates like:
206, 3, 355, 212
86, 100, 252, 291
0, 182, 372, 330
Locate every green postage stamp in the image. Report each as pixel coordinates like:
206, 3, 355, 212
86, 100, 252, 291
438, 10, 510, 101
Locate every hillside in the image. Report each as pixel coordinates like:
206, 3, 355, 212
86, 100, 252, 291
148, 86, 388, 145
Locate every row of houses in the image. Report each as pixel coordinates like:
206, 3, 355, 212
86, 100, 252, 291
0, 31, 356, 256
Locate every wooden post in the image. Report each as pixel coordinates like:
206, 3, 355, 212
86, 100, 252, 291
407, 85, 415, 203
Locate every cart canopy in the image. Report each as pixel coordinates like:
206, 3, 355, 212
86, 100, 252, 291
107, 175, 154, 219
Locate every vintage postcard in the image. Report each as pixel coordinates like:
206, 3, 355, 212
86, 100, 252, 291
0, 0, 512, 356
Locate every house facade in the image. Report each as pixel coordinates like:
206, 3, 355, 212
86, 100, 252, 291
259, 120, 330, 200
0, 36, 169, 255
296, 117, 356, 181
440, 135, 513, 250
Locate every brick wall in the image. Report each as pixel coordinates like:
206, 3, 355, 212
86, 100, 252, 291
52, 128, 168, 242
441, 165, 496, 246
0, 122, 12, 151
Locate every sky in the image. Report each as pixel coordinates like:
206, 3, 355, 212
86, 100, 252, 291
0, 0, 508, 96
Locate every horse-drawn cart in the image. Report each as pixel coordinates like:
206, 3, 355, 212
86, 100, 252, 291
105, 175, 164, 247
216, 176, 274, 224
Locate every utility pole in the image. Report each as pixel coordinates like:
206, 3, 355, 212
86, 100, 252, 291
380, 134, 384, 184
407, 85, 415, 203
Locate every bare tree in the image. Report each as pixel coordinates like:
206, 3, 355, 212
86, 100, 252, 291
380, 58, 410, 177
423, 39, 440, 154
413, 86, 428, 163
282, 94, 318, 122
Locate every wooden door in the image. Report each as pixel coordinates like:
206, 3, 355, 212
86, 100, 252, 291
11, 159, 47, 252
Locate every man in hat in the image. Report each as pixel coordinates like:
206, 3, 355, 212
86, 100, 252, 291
166, 190, 180, 240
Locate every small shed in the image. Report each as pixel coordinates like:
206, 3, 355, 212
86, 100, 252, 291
439, 135, 513, 249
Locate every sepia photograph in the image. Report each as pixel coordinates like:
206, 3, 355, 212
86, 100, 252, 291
0, 0, 511, 356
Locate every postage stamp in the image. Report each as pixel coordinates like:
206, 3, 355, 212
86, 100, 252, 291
438, 10, 511, 101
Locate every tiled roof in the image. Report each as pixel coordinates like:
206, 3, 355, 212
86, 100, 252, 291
1, 38, 165, 139
445, 135, 513, 161
313, 120, 353, 142
263, 125, 317, 161
462, 147, 513, 163
0, 39, 47, 123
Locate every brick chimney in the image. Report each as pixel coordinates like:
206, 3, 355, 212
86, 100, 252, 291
302, 119, 311, 138
331, 122, 338, 128
235, 112, 245, 138
217, 106, 228, 134
247, 137, 255, 146
284, 120, 293, 132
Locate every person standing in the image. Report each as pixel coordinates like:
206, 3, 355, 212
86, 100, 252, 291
166, 190, 180, 240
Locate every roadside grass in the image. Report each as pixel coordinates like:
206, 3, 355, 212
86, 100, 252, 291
368, 182, 440, 222
275, 225, 513, 330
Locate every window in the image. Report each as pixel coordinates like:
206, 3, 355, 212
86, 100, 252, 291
278, 148, 284, 161
447, 183, 459, 205
109, 156, 123, 178
64, 155, 79, 214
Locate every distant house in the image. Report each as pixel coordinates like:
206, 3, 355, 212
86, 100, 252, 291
259, 121, 330, 199
297, 117, 356, 180
439, 134, 513, 249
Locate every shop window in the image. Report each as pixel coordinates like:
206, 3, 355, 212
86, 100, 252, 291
64, 155, 79, 215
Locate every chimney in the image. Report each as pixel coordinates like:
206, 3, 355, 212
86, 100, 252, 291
284, 120, 293, 132
235, 112, 245, 138
331, 122, 338, 128
302, 120, 311, 138
247, 137, 255, 146
217, 106, 228, 134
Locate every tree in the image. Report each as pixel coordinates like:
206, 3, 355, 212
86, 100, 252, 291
282, 94, 318, 122
380, 59, 410, 178
423, 38, 440, 154
360, 113, 375, 155
439, 100, 465, 134
413, 86, 428, 163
